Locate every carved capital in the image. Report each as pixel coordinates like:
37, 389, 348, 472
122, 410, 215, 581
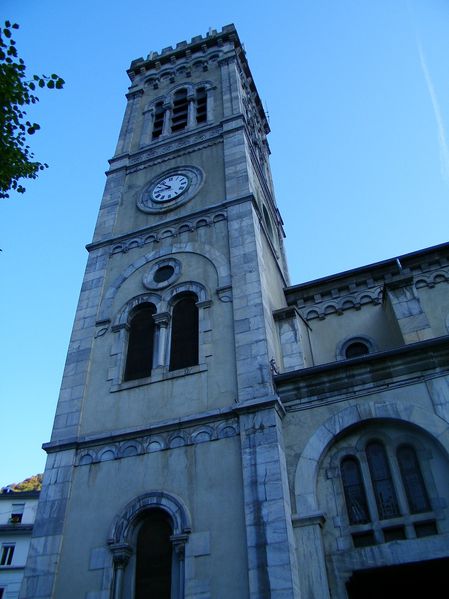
109, 542, 133, 568
170, 533, 189, 560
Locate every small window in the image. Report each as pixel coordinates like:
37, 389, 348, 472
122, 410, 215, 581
196, 86, 207, 124
154, 265, 174, 283
366, 441, 400, 519
345, 341, 369, 359
171, 89, 188, 132
10, 503, 25, 524
341, 457, 370, 524
135, 510, 172, 599
0, 544, 14, 566
124, 303, 156, 381
169, 293, 199, 371
0, 587, 4, 599
152, 101, 165, 140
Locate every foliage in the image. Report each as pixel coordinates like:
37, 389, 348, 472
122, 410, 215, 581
0, 20, 64, 199
1, 473, 43, 493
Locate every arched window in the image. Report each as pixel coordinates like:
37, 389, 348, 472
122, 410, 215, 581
171, 89, 188, 132
366, 441, 400, 519
135, 510, 173, 599
341, 457, 370, 524
195, 86, 207, 123
152, 101, 165, 139
397, 444, 431, 514
345, 341, 369, 359
124, 303, 156, 381
169, 293, 198, 371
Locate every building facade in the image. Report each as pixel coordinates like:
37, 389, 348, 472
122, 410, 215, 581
0, 491, 39, 599
20, 25, 449, 599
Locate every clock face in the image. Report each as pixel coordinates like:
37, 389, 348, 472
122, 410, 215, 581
151, 175, 189, 202
138, 166, 204, 214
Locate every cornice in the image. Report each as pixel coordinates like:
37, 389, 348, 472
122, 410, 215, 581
275, 335, 449, 408
86, 194, 256, 253
108, 125, 223, 174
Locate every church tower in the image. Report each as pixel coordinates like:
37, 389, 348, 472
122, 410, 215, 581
21, 25, 300, 599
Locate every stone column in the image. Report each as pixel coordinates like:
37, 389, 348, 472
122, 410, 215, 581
153, 312, 170, 368
110, 543, 132, 599
162, 101, 172, 136
187, 93, 196, 128
171, 533, 189, 599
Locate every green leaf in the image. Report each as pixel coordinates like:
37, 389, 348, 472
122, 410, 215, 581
47, 80, 55, 89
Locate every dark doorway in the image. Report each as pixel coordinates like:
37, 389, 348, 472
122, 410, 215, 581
346, 557, 449, 599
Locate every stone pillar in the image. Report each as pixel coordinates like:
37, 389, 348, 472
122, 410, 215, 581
385, 276, 434, 343
273, 307, 305, 372
171, 533, 189, 599
139, 107, 153, 148
114, 89, 143, 155
237, 400, 301, 599
162, 101, 172, 136
292, 513, 330, 599
109, 543, 132, 599
153, 312, 170, 368
187, 93, 196, 128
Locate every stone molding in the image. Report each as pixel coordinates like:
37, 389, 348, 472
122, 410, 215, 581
76, 418, 240, 466
109, 491, 192, 543
276, 335, 449, 408
109, 211, 227, 256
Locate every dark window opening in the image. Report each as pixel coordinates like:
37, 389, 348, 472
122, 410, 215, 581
152, 101, 165, 139
171, 89, 188, 132
154, 265, 174, 283
196, 86, 207, 123
352, 531, 376, 548
397, 445, 431, 514
0, 545, 14, 566
414, 520, 437, 538
0, 588, 4, 599
383, 526, 406, 542
345, 341, 369, 359
124, 303, 156, 381
341, 457, 371, 524
366, 441, 400, 519
135, 510, 172, 599
169, 293, 199, 371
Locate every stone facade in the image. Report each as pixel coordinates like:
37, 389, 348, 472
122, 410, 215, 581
20, 24, 449, 599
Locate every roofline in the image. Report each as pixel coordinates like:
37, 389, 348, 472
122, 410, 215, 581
0, 490, 40, 499
285, 240, 449, 297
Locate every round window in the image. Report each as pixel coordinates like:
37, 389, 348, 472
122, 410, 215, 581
154, 265, 175, 283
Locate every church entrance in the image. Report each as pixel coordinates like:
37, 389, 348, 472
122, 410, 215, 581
346, 556, 449, 598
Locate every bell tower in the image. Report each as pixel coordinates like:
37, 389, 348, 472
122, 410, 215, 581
21, 25, 300, 599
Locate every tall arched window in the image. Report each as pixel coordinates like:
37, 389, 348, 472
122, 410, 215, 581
135, 510, 173, 599
169, 293, 198, 371
124, 303, 156, 381
171, 89, 188, 132
366, 441, 400, 519
341, 457, 370, 524
397, 444, 431, 514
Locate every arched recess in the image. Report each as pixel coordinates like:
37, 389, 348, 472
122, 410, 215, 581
108, 492, 192, 599
98, 245, 229, 323
294, 402, 449, 518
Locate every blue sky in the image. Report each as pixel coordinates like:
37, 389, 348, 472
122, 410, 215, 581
1, 0, 449, 486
